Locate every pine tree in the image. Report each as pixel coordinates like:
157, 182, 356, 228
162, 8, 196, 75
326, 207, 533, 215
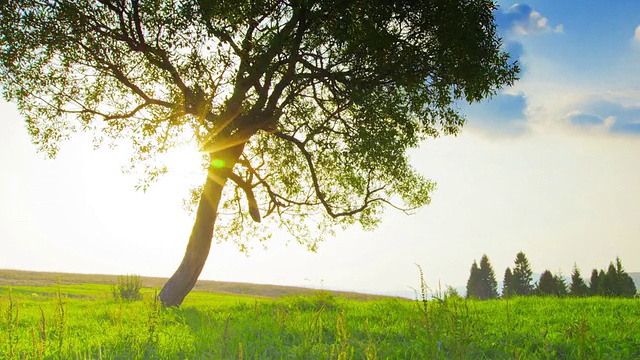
569, 264, 589, 297
589, 269, 600, 295
623, 276, 637, 298
512, 252, 534, 296
614, 257, 637, 297
601, 264, 617, 296
537, 270, 567, 297
478, 254, 499, 299
597, 269, 608, 296
590, 258, 637, 298
537, 270, 556, 296
553, 273, 568, 297
503, 267, 514, 298
466, 261, 481, 299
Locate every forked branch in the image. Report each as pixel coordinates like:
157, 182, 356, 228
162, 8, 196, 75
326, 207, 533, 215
225, 170, 261, 223
274, 131, 393, 218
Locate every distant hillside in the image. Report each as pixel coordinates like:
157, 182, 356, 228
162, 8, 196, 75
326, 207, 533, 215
0, 269, 391, 300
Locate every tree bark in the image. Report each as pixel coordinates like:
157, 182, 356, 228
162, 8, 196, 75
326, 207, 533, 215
159, 143, 245, 307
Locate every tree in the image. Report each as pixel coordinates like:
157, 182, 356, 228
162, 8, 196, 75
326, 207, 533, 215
466, 261, 481, 299
536, 270, 567, 297
589, 269, 600, 296
596, 269, 608, 295
502, 267, 514, 298
512, 252, 534, 296
467, 254, 499, 300
569, 264, 588, 297
597, 257, 637, 297
613, 257, 637, 297
553, 273, 568, 297
0, 0, 518, 306
478, 254, 499, 299
537, 270, 555, 296
603, 262, 619, 296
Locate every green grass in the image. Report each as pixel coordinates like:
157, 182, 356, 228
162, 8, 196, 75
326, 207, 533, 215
1, 284, 639, 359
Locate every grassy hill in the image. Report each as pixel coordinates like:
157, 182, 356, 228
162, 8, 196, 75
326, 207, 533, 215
1, 279, 639, 359
0, 269, 384, 300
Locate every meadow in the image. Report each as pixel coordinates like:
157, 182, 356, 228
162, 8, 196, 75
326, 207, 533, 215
1, 280, 639, 359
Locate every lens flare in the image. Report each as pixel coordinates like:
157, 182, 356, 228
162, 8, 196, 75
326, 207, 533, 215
211, 159, 226, 168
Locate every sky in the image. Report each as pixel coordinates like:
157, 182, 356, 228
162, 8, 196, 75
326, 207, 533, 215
1, 1, 640, 298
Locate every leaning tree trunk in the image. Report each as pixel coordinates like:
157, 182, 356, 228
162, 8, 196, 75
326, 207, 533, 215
159, 143, 245, 307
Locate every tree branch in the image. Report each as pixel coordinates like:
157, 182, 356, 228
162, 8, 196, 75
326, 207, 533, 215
225, 170, 261, 223
90, 2, 195, 105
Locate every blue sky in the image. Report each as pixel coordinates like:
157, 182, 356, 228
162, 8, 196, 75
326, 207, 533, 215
469, 1, 640, 135
1, 2, 640, 297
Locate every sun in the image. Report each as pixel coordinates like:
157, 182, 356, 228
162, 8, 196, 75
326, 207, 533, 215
159, 143, 208, 190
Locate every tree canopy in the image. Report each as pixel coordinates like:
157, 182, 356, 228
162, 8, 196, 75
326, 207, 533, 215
1, 0, 518, 306
512, 251, 534, 296
467, 254, 498, 299
502, 267, 514, 298
569, 264, 588, 297
591, 257, 637, 297
536, 270, 567, 297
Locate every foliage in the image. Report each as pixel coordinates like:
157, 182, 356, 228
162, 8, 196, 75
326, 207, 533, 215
536, 270, 567, 297
554, 273, 568, 296
589, 269, 600, 296
612, 257, 636, 297
444, 285, 461, 300
1, 284, 639, 359
466, 254, 498, 300
537, 270, 555, 296
500, 254, 635, 299
0, 0, 519, 251
466, 261, 480, 300
511, 251, 534, 296
502, 267, 514, 298
569, 264, 589, 297
590, 257, 637, 298
111, 274, 143, 301
479, 254, 499, 299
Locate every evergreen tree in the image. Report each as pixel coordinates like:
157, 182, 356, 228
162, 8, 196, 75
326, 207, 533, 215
601, 264, 617, 296
537, 270, 556, 296
597, 269, 608, 296
502, 267, 514, 298
569, 264, 589, 297
537, 270, 567, 297
478, 254, 499, 299
512, 252, 534, 296
589, 258, 637, 298
589, 269, 600, 295
623, 276, 638, 298
614, 257, 637, 297
466, 261, 481, 299
553, 273, 568, 297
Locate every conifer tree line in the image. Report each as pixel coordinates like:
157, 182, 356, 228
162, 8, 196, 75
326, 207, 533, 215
466, 252, 638, 299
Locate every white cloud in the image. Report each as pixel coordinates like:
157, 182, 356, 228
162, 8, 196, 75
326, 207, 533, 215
523, 88, 640, 135
513, 10, 563, 35
504, 5, 564, 36
634, 25, 640, 41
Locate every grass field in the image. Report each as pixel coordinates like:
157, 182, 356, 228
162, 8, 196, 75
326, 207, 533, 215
1, 273, 639, 359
